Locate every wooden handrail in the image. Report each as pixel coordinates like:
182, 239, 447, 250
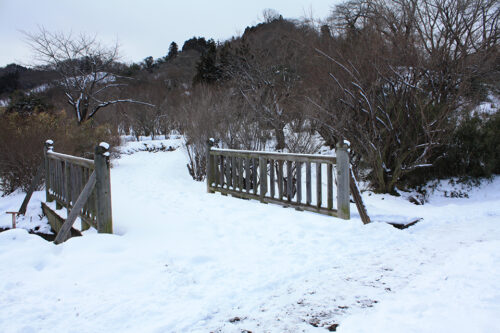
211, 148, 336, 164
47, 151, 94, 169
207, 143, 349, 219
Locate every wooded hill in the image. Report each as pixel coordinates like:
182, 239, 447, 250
1, 0, 499, 196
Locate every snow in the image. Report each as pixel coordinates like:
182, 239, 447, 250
1, 137, 499, 332
474, 93, 499, 115
99, 141, 110, 150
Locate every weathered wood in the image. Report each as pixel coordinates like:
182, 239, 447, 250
336, 142, 350, 219
306, 162, 311, 205
327, 163, 333, 210
316, 163, 322, 208
278, 160, 284, 200
19, 163, 44, 215
209, 147, 355, 220
226, 156, 232, 189
55, 160, 62, 209
350, 169, 371, 224
252, 158, 258, 195
245, 157, 250, 192
211, 148, 336, 164
214, 154, 219, 188
259, 157, 267, 200
47, 151, 94, 169
212, 186, 339, 217
220, 155, 225, 188
41, 202, 82, 238
296, 162, 302, 204
231, 156, 236, 189
287, 161, 292, 202
269, 159, 275, 198
206, 139, 215, 193
64, 161, 70, 209
95, 143, 113, 234
237, 157, 243, 191
54, 171, 96, 244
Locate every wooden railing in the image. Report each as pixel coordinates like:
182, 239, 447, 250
206, 141, 351, 219
43, 140, 112, 243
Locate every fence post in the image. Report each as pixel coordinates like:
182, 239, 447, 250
44, 139, 54, 203
336, 141, 350, 220
95, 142, 113, 233
206, 138, 215, 193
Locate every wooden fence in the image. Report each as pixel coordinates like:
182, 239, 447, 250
206, 141, 351, 219
43, 140, 112, 243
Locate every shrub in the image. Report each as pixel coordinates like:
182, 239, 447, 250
0, 110, 119, 194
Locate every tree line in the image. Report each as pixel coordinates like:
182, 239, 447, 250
0, 0, 498, 196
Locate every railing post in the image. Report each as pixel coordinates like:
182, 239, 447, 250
206, 138, 215, 193
95, 142, 113, 233
44, 139, 54, 203
336, 141, 350, 220
259, 156, 267, 202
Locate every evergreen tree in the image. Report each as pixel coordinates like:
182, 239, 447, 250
193, 39, 220, 84
167, 42, 178, 60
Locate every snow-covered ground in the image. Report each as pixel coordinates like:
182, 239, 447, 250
1, 138, 499, 332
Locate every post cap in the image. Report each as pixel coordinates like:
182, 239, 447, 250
336, 139, 350, 149
95, 142, 110, 157
45, 139, 54, 151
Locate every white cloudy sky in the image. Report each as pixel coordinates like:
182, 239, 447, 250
0, 0, 338, 67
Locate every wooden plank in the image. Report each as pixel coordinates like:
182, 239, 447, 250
259, 157, 267, 200
225, 155, 232, 189
213, 154, 219, 188
219, 155, 224, 188
54, 171, 96, 244
231, 156, 236, 189
296, 162, 302, 204
316, 162, 322, 208
252, 158, 258, 195
238, 157, 243, 191
278, 160, 284, 200
336, 143, 350, 219
64, 161, 70, 207
44, 141, 53, 202
206, 141, 214, 193
287, 161, 292, 202
211, 148, 336, 164
269, 159, 275, 198
213, 187, 338, 217
95, 144, 113, 234
306, 162, 311, 205
55, 161, 62, 209
245, 157, 250, 192
41, 202, 82, 238
350, 168, 371, 224
47, 151, 94, 169
327, 163, 333, 210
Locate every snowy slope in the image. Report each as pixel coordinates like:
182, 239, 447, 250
1, 138, 499, 332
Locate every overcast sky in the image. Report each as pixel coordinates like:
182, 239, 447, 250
0, 0, 338, 67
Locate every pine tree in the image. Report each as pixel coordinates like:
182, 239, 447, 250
166, 42, 178, 61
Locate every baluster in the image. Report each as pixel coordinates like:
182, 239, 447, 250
297, 161, 302, 204
327, 163, 333, 210
306, 162, 311, 205
316, 162, 322, 208
270, 159, 275, 198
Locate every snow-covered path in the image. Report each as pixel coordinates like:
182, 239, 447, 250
1, 140, 499, 332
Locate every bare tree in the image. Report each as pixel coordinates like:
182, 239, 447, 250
24, 28, 154, 124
